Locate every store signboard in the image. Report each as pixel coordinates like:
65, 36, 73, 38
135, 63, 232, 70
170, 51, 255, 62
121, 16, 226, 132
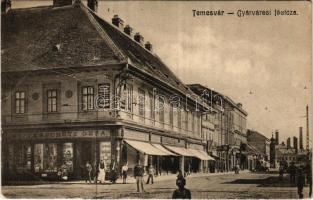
7, 129, 111, 140
123, 129, 149, 141
100, 142, 111, 166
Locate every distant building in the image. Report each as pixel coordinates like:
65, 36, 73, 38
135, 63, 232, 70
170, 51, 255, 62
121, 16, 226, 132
188, 84, 248, 171
247, 130, 270, 161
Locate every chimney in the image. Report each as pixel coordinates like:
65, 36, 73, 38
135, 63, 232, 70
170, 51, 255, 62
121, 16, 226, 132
275, 130, 279, 145
53, 0, 74, 7
112, 15, 124, 30
287, 137, 291, 149
124, 25, 133, 36
299, 127, 303, 150
145, 42, 153, 51
134, 32, 144, 45
87, 0, 98, 12
293, 136, 298, 154
1, 0, 11, 13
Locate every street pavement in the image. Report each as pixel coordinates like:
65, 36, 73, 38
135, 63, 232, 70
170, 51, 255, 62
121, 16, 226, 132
1, 171, 311, 199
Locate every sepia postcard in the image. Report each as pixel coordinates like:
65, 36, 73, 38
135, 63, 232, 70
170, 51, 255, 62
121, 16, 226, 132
1, 0, 312, 199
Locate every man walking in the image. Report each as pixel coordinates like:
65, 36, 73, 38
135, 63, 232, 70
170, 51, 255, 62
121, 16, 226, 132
134, 160, 145, 193
85, 161, 92, 183
146, 165, 154, 184
122, 162, 128, 184
172, 176, 191, 199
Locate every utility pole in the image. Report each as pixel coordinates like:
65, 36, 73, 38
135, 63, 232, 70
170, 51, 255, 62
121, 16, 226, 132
306, 105, 310, 150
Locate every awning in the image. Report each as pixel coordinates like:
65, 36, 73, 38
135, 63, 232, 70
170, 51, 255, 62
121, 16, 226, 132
151, 143, 178, 156
188, 149, 215, 161
124, 140, 168, 156
164, 145, 194, 157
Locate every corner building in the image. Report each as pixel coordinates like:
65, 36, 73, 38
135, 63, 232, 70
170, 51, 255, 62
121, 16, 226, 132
1, 0, 214, 180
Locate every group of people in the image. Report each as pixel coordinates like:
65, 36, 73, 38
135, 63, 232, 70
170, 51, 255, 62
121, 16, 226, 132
283, 162, 312, 199
133, 160, 191, 199
85, 159, 118, 184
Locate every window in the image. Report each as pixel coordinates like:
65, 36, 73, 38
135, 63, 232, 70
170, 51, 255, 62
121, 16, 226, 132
192, 112, 195, 132
98, 84, 110, 109
184, 111, 188, 130
120, 85, 132, 112
138, 89, 145, 117
169, 104, 173, 127
158, 96, 164, 123
82, 86, 94, 110
149, 93, 154, 120
177, 108, 181, 129
47, 89, 58, 112
15, 91, 26, 114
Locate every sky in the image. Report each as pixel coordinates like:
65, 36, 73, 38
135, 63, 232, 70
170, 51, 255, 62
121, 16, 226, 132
12, 1, 312, 146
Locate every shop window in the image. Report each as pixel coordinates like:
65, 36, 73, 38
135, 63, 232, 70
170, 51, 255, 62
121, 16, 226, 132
47, 89, 58, 112
98, 84, 110, 109
34, 144, 44, 173
15, 91, 26, 114
99, 142, 111, 166
82, 86, 94, 110
63, 143, 73, 172
138, 88, 145, 117
43, 143, 58, 172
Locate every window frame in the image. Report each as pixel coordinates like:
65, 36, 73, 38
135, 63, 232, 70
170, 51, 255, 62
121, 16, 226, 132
14, 91, 26, 114
82, 86, 95, 111
47, 89, 58, 113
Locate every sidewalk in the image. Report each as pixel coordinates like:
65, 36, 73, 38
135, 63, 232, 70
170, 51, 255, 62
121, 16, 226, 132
4, 170, 250, 185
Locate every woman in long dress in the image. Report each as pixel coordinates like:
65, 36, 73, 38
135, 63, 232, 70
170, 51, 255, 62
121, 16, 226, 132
98, 160, 106, 184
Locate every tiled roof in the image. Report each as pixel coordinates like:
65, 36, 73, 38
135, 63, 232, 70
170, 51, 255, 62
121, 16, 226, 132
89, 11, 192, 95
2, 2, 194, 97
1, 4, 122, 72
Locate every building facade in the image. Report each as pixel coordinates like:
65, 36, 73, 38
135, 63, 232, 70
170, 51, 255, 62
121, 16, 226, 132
247, 130, 270, 161
188, 84, 248, 172
1, 0, 212, 181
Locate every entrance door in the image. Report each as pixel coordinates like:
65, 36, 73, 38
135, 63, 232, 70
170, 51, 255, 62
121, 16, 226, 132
81, 142, 92, 167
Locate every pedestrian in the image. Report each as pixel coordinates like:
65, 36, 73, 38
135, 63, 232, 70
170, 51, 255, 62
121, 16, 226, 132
305, 162, 312, 198
279, 165, 284, 181
97, 159, 106, 184
85, 161, 92, 183
172, 177, 191, 199
289, 162, 296, 183
110, 162, 118, 184
134, 159, 145, 193
177, 170, 184, 179
297, 167, 305, 199
146, 165, 154, 184
122, 162, 128, 184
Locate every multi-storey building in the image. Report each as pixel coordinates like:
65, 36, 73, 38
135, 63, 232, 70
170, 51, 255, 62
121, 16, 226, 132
1, 0, 212, 180
188, 84, 248, 171
247, 130, 270, 161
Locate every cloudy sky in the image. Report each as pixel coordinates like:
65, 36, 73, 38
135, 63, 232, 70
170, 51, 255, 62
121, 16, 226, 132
13, 1, 312, 145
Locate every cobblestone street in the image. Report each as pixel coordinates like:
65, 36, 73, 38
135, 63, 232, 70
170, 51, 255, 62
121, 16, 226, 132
2, 171, 310, 199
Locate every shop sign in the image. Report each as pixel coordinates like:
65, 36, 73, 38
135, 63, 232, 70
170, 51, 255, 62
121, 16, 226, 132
188, 143, 204, 151
100, 142, 111, 166
150, 134, 161, 143
162, 137, 184, 147
8, 130, 111, 140
123, 129, 149, 141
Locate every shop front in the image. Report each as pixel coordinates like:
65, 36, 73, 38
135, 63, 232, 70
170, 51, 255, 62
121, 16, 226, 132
2, 128, 119, 181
